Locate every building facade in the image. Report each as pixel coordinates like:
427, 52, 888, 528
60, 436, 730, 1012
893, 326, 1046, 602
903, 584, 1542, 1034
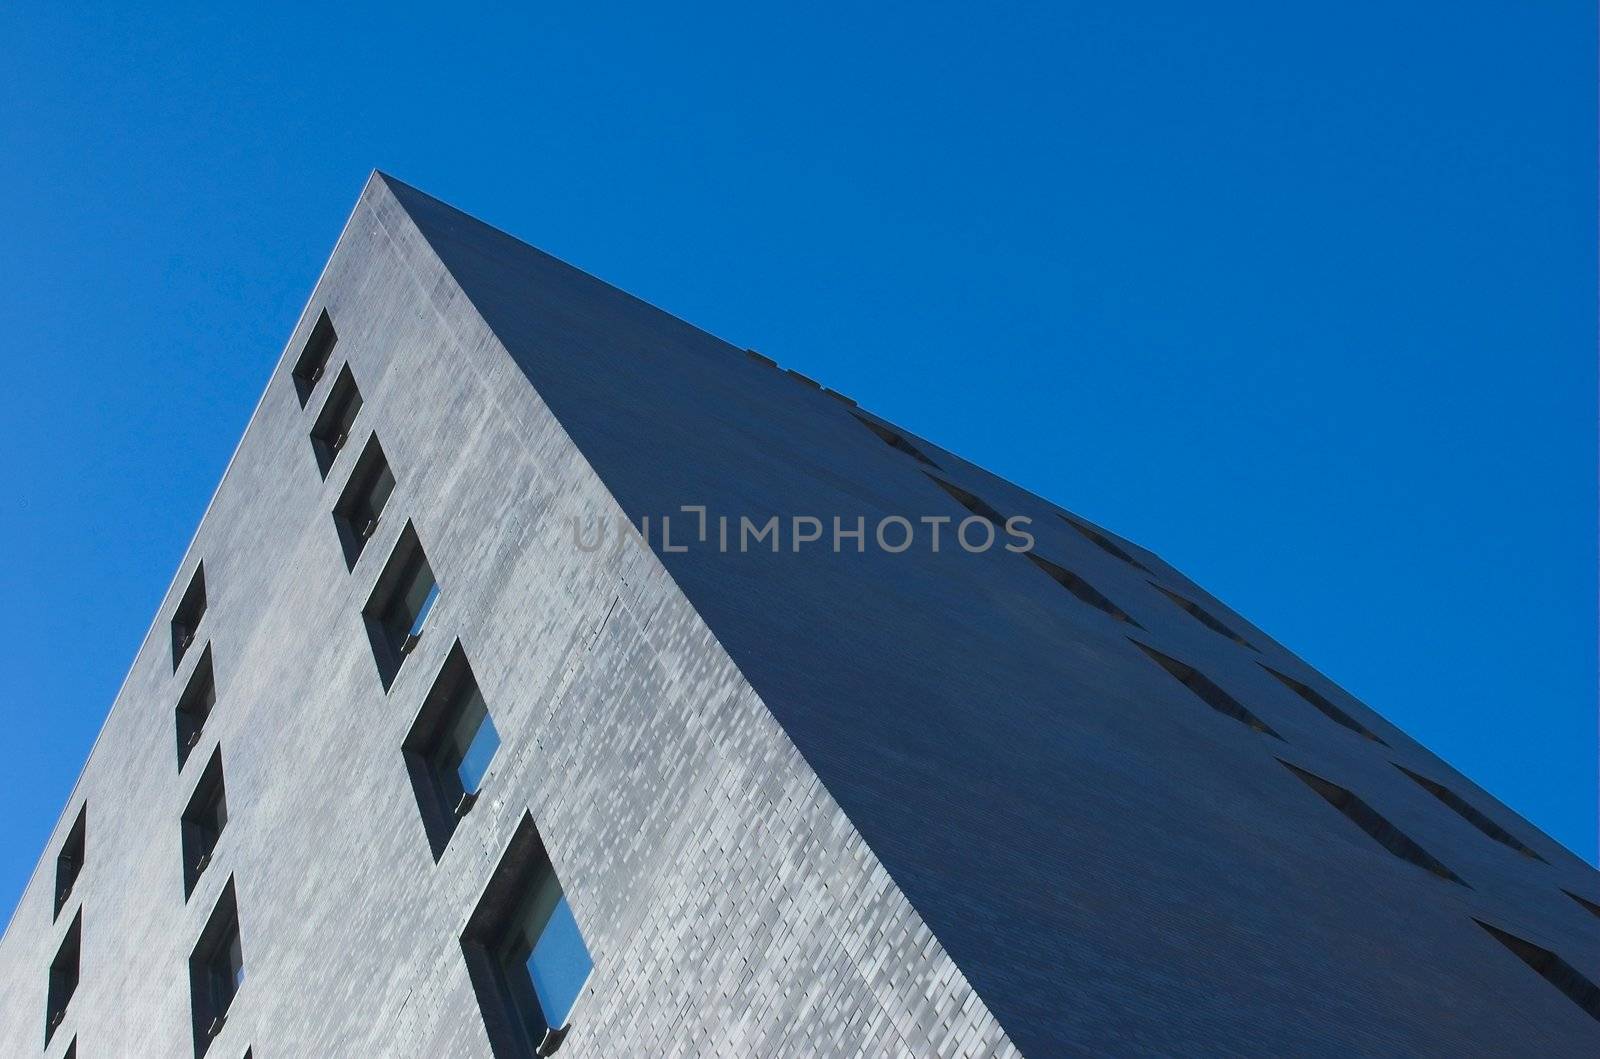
0, 173, 1596, 1058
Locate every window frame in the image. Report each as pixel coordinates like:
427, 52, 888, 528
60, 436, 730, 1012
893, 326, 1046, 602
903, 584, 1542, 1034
1133, 641, 1282, 739
175, 646, 217, 768
1260, 664, 1384, 744
181, 748, 229, 898
927, 475, 1007, 527
1059, 514, 1152, 572
1475, 920, 1600, 1022
189, 879, 243, 1054
853, 413, 940, 467
291, 310, 337, 406
1150, 582, 1255, 649
403, 643, 501, 860
171, 564, 207, 671
1028, 552, 1143, 627
54, 805, 86, 920
362, 522, 439, 690
332, 433, 397, 569
1281, 760, 1465, 885
46, 912, 81, 1044
309, 363, 363, 477
461, 814, 593, 1058
1395, 764, 1542, 861
1563, 889, 1600, 919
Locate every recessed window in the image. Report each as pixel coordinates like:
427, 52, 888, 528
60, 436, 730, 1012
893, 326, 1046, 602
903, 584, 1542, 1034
1564, 890, 1600, 919
1151, 583, 1254, 649
332, 434, 396, 569
1133, 642, 1281, 739
1060, 515, 1150, 573
190, 880, 243, 1054
176, 646, 217, 768
1395, 765, 1543, 861
172, 564, 207, 670
854, 414, 939, 467
54, 805, 86, 920
1260, 665, 1385, 744
182, 749, 229, 898
291, 310, 337, 406
362, 523, 439, 690
928, 479, 998, 527
403, 643, 501, 860
309, 364, 363, 477
46, 912, 80, 1043
1474, 920, 1600, 1022
928, 476, 1006, 527
1280, 761, 1464, 884
1027, 553, 1142, 627
462, 814, 593, 1058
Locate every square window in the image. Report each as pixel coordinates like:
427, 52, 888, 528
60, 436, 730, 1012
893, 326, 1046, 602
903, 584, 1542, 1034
1151, 583, 1255, 649
291, 310, 337, 406
182, 749, 229, 898
332, 434, 396, 569
403, 644, 501, 860
854, 414, 940, 467
176, 646, 217, 768
453, 705, 501, 796
462, 814, 593, 1058
1027, 553, 1142, 627
172, 564, 207, 671
309, 364, 363, 477
1395, 764, 1542, 861
1260, 664, 1384, 744
510, 876, 589, 1033
1564, 890, 1600, 919
1133, 642, 1281, 739
1475, 920, 1600, 1022
1280, 761, 1464, 884
928, 475, 1006, 527
362, 523, 439, 690
54, 805, 86, 920
1060, 514, 1151, 572
46, 912, 80, 1044
190, 880, 243, 1054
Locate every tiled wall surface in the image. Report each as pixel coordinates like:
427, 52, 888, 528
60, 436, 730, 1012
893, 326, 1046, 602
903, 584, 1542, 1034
0, 177, 1015, 1058
1, 173, 1596, 1057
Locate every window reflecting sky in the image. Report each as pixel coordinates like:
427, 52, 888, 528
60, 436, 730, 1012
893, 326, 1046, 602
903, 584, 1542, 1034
526, 895, 591, 1029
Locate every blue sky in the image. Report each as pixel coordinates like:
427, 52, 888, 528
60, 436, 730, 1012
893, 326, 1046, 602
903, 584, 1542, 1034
0, 2, 1593, 924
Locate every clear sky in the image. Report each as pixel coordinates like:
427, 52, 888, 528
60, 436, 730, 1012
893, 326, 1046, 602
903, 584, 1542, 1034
0, 2, 1594, 925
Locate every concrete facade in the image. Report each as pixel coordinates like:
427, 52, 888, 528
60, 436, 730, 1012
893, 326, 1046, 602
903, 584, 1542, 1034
1, 173, 1596, 1057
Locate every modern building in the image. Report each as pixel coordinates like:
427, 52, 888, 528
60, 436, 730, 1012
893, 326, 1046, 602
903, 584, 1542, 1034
1, 173, 1596, 1058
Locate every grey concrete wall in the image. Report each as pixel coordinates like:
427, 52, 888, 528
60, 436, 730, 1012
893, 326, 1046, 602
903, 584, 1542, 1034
0, 176, 1015, 1058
